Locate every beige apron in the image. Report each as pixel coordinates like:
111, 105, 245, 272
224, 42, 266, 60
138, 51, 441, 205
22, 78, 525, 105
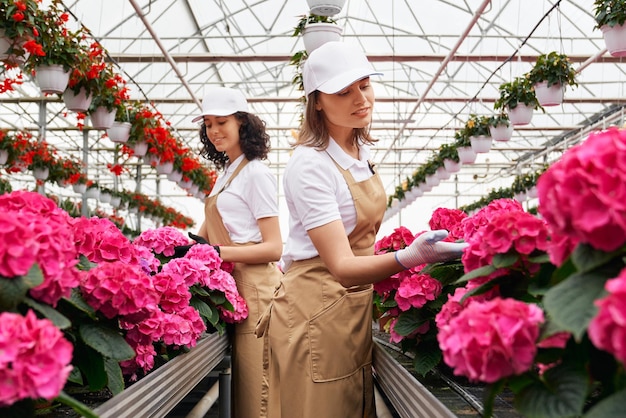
257, 159, 386, 418
203, 158, 282, 418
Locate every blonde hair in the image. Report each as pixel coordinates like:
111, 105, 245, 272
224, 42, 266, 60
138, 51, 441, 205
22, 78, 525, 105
294, 91, 378, 149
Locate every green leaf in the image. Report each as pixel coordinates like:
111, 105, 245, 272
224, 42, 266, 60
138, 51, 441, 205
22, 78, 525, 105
209, 291, 227, 306
23, 263, 44, 288
455, 264, 497, 284
67, 365, 84, 385
190, 298, 220, 326
411, 340, 441, 376
584, 388, 626, 418
77, 254, 95, 271
393, 310, 425, 337
543, 271, 609, 340
79, 323, 136, 361
75, 345, 108, 391
515, 365, 588, 418
104, 358, 126, 395
64, 288, 97, 319
483, 379, 507, 418
23, 297, 71, 329
492, 252, 519, 268
571, 243, 620, 273
0, 276, 30, 311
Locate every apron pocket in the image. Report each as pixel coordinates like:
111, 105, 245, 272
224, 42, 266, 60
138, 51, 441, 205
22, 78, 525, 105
235, 280, 259, 334
307, 288, 373, 382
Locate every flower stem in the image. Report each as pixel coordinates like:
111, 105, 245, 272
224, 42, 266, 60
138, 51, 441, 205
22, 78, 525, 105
55, 391, 100, 418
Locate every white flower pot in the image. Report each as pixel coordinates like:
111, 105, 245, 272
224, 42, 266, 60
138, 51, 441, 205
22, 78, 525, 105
514, 192, 527, 203
35, 64, 70, 94
601, 23, 626, 57
507, 104, 534, 126
302, 23, 343, 53
110, 196, 122, 207
99, 192, 112, 203
457, 146, 476, 164
425, 174, 440, 187
179, 179, 193, 189
534, 81, 564, 107
470, 135, 492, 154
156, 161, 174, 175
107, 122, 132, 144
188, 184, 200, 195
85, 188, 100, 199
489, 124, 513, 142
72, 183, 87, 194
0, 149, 8, 165
306, 0, 346, 16
443, 158, 461, 173
167, 170, 183, 183
33, 167, 49, 180
90, 106, 116, 130
133, 141, 149, 157
419, 182, 432, 192
0, 30, 28, 64
435, 166, 451, 180
63, 88, 93, 112
526, 186, 538, 199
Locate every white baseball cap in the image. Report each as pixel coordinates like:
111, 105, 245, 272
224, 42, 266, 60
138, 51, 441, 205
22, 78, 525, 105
191, 87, 249, 123
302, 41, 383, 97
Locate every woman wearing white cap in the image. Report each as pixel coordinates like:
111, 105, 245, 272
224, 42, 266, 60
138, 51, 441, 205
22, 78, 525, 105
193, 87, 283, 418
256, 42, 467, 417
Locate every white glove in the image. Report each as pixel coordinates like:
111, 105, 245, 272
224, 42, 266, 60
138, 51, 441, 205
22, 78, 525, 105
394, 230, 468, 269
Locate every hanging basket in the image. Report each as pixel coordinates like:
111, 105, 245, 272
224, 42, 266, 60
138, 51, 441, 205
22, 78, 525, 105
507, 104, 534, 126
35, 64, 70, 94
489, 124, 513, 142
90, 106, 116, 130
133, 141, 149, 157
307, 0, 346, 16
470, 135, 492, 154
601, 24, 626, 57
443, 158, 461, 173
156, 161, 174, 175
302, 23, 343, 53
33, 167, 49, 181
99, 192, 112, 204
0, 149, 8, 165
0, 30, 28, 64
62, 88, 93, 112
107, 121, 132, 143
534, 81, 564, 107
435, 166, 451, 180
72, 183, 87, 194
85, 188, 100, 199
167, 170, 183, 183
457, 146, 476, 164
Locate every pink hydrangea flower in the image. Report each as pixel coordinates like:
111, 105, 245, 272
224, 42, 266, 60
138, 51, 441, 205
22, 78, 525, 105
119, 340, 157, 380
80, 261, 160, 321
435, 283, 500, 328
460, 198, 523, 242
0, 191, 81, 306
375, 226, 415, 254
462, 209, 549, 276
152, 270, 192, 314
162, 258, 212, 287
185, 244, 223, 271
437, 298, 544, 383
71, 217, 142, 266
220, 292, 249, 324
429, 207, 468, 241
373, 269, 406, 296
538, 127, 626, 252
394, 272, 442, 311
0, 310, 73, 406
546, 225, 580, 267
160, 306, 206, 348
588, 268, 626, 364
133, 227, 190, 257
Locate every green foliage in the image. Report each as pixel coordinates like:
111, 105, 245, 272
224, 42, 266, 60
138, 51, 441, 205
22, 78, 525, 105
437, 143, 459, 163
593, 0, 626, 28
292, 13, 337, 37
527, 51, 578, 88
464, 114, 491, 137
494, 76, 541, 111
487, 111, 510, 128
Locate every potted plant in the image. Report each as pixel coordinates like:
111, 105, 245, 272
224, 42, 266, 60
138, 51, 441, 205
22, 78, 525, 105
293, 13, 342, 54
594, 0, 626, 56
88, 63, 130, 130
494, 76, 541, 126
24, 0, 83, 94
487, 112, 513, 142
307, 0, 346, 16
0, 0, 40, 64
437, 143, 461, 173
63, 41, 107, 112
107, 100, 141, 144
452, 128, 476, 164
464, 114, 492, 154
527, 51, 578, 106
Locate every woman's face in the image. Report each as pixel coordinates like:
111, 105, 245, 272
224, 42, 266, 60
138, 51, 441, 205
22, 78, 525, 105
203, 114, 242, 160
316, 77, 375, 131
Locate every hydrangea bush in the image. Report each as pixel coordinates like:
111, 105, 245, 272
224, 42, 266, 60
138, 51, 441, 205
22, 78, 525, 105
374, 127, 626, 418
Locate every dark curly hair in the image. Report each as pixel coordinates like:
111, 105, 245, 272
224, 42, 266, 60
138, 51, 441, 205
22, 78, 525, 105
198, 112, 271, 171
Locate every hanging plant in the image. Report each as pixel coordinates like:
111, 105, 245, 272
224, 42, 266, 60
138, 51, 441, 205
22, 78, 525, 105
527, 51, 578, 88
593, 0, 626, 28
493, 76, 541, 111
437, 143, 460, 163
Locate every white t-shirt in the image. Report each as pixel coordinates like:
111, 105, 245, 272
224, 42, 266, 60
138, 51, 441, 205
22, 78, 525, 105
209, 155, 279, 244
281, 138, 375, 268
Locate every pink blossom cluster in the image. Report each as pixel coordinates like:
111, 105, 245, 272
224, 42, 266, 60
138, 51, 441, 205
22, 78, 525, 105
538, 127, 626, 252
184, 244, 225, 272
462, 205, 550, 277
152, 270, 192, 313
0, 191, 81, 306
437, 297, 544, 383
374, 226, 415, 254
460, 198, 523, 242
0, 310, 73, 406
435, 283, 500, 329
588, 267, 626, 364
428, 207, 467, 241
394, 271, 442, 311
80, 261, 160, 321
133, 227, 190, 257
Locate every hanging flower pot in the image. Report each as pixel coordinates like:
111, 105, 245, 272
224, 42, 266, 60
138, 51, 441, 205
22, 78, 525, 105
34, 64, 70, 94
0, 149, 8, 165
514, 191, 527, 203
507, 104, 534, 126
178, 178, 193, 189
85, 187, 100, 199
489, 124, 513, 142
133, 141, 149, 157
425, 174, 440, 188
457, 146, 476, 164
167, 170, 183, 183
470, 135, 492, 154
188, 184, 200, 195
600, 24, 626, 57
302, 23, 343, 53
110, 195, 122, 207
99, 192, 112, 204
33, 167, 49, 181
526, 186, 538, 199
307, 0, 346, 16
435, 166, 451, 180
72, 183, 87, 194
62, 88, 93, 113
533, 81, 564, 107
106, 122, 132, 144
443, 158, 461, 173
156, 161, 174, 175
90, 106, 116, 130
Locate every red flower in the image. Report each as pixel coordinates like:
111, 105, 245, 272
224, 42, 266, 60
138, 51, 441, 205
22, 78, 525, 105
12, 11, 25, 22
